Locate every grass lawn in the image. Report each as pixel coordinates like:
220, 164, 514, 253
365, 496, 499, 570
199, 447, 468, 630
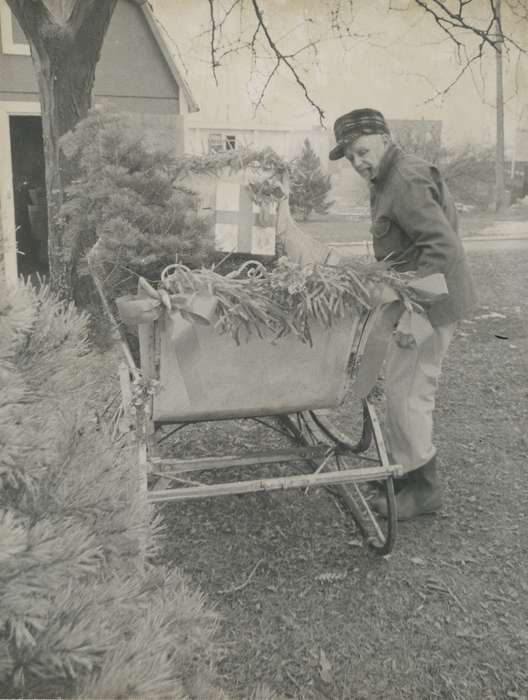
156, 248, 528, 699
300, 208, 528, 245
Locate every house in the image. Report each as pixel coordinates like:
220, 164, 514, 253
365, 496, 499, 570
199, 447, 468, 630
185, 119, 330, 166
0, 0, 198, 284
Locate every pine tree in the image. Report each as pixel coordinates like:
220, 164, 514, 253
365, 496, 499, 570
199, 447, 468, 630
289, 138, 333, 221
0, 278, 225, 699
59, 109, 215, 303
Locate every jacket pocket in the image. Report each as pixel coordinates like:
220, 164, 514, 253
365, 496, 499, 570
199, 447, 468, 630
370, 218, 394, 260
370, 218, 391, 239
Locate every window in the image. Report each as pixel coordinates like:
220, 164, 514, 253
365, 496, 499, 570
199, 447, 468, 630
0, 4, 30, 56
208, 132, 237, 153
208, 133, 224, 153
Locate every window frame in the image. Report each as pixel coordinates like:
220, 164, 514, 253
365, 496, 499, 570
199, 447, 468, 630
208, 132, 224, 153
0, 2, 30, 56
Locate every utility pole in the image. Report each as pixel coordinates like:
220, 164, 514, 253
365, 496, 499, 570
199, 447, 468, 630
495, 0, 506, 211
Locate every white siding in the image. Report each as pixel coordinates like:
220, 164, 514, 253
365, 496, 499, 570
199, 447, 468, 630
186, 123, 331, 169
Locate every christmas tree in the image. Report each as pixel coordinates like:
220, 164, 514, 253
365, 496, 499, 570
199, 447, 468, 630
289, 138, 333, 221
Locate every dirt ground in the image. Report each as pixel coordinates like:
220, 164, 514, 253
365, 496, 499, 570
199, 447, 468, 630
156, 248, 528, 700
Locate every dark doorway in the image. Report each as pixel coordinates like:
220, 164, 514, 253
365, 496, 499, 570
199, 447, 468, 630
10, 115, 48, 277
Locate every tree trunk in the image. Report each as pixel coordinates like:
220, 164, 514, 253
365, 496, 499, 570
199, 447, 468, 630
6, 0, 117, 299
35, 49, 95, 298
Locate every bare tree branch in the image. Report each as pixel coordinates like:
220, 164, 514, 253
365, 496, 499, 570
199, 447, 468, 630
252, 58, 281, 116
422, 45, 485, 103
411, 0, 526, 53
282, 40, 319, 60
505, 0, 528, 21
249, 0, 325, 123
216, 0, 241, 31
197, 0, 526, 122
207, 0, 219, 84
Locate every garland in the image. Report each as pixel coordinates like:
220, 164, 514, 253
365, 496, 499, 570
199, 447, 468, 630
154, 257, 413, 346
172, 146, 289, 211
170, 146, 289, 181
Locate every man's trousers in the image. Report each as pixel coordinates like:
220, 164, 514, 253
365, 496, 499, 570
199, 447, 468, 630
384, 321, 456, 470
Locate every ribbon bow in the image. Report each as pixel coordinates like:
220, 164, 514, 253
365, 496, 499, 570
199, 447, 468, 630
115, 277, 218, 327
351, 273, 449, 398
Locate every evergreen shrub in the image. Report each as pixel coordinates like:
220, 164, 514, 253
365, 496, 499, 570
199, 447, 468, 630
60, 109, 215, 303
289, 138, 333, 221
0, 278, 225, 699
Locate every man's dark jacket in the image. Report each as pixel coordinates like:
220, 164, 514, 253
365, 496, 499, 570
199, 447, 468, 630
370, 144, 476, 327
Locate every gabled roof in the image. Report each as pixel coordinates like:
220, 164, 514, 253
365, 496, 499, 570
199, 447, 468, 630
129, 0, 199, 113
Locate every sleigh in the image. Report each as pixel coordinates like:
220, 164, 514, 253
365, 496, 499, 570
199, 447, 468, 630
89, 184, 409, 556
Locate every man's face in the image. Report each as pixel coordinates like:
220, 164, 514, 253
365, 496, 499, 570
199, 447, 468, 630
344, 134, 390, 181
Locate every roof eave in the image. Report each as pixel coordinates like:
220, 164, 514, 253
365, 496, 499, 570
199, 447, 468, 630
129, 0, 200, 113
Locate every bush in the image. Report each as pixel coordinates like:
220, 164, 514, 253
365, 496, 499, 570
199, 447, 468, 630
0, 278, 226, 699
391, 121, 442, 164
438, 143, 495, 208
289, 138, 333, 221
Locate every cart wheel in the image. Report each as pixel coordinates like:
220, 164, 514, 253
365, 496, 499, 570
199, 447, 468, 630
280, 412, 397, 555
308, 404, 373, 454
332, 461, 397, 555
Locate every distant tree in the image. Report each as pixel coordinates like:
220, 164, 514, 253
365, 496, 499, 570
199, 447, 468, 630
439, 143, 496, 208
289, 139, 333, 221
390, 122, 442, 164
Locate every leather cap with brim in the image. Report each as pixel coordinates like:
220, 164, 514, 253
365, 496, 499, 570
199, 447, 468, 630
329, 108, 390, 161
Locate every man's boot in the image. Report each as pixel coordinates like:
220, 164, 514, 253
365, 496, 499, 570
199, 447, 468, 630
372, 457, 442, 520
371, 473, 410, 494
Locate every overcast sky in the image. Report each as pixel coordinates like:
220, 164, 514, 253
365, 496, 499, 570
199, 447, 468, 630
153, 0, 528, 149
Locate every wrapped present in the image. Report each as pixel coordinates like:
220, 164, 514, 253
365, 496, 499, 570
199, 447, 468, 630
214, 182, 276, 256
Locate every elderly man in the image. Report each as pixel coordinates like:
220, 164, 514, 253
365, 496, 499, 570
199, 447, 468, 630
329, 108, 476, 520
